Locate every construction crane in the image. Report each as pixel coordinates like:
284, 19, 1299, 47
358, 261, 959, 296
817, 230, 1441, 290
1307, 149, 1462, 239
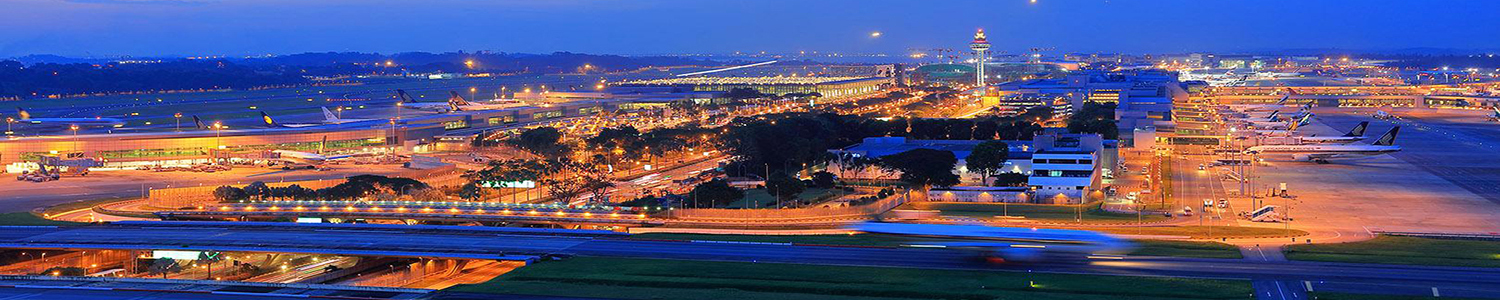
907, 48, 957, 64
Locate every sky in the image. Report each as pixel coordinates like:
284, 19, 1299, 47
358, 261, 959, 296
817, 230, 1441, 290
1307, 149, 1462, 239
4, 0, 1500, 58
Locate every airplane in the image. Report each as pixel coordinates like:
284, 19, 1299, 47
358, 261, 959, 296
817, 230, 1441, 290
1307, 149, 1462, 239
1489, 107, 1500, 122
258, 108, 373, 128
269, 150, 352, 169
1227, 92, 1291, 113
445, 91, 522, 111
395, 89, 459, 112
1372, 109, 1393, 120
850, 222, 1133, 262
1248, 112, 1311, 130
1245, 126, 1401, 163
1295, 121, 1368, 144
14, 108, 125, 128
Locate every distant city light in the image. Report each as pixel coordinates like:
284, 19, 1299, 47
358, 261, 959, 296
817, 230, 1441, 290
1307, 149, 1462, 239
870, 31, 882, 38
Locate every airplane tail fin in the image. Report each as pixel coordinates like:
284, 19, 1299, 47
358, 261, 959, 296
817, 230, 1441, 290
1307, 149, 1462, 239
322, 107, 339, 122
261, 111, 277, 127
16, 108, 30, 120
396, 89, 414, 103
192, 116, 206, 129
449, 91, 470, 106
1288, 119, 1300, 131
1372, 127, 1400, 146
1276, 94, 1289, 105
1267, 110, 1280, 121
1345, 121, 1369, 137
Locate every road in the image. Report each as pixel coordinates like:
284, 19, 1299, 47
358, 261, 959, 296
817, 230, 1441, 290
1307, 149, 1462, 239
3, 222, 1500, 298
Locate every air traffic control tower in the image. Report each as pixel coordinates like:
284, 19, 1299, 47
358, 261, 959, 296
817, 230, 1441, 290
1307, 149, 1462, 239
970, 28, 991, 86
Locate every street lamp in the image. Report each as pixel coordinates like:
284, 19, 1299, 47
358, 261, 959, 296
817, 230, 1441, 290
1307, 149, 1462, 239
174, 112, 182, 131
70, 124, 80, 153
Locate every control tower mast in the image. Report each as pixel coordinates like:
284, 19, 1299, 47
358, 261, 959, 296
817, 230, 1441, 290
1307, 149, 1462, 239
970, 28, 991, 86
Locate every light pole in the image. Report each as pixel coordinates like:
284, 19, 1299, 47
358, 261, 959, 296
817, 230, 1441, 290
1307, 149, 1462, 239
4, 117, 13, 135
174, 112, 182, 131
70, 124, 80, 153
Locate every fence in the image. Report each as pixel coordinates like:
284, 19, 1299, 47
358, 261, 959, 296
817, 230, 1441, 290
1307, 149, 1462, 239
663, 192, 912, 221
146, 166, 461, 208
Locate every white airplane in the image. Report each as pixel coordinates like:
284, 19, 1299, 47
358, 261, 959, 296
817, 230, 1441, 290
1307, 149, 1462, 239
1246, 126, 1401, 163
1249, 112, 1311, 130
14, 108, 125, 128
396, 89, 523, 113
395, 89, 459, 112
445, 91, 523, 111
1372, 109, 1393, 120
1295, 121, 1368, 144
259, 108, 373, 128
1227, 93, 1291, 113
269, 150, 352, 169
851, 222, 1133, 262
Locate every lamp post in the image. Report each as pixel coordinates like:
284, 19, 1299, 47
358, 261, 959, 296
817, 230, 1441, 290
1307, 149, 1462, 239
6, 117, 15, 135
174, 112, 182, 131
70, 124, 80, 153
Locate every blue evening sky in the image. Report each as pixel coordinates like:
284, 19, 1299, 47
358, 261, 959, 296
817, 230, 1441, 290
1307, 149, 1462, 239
3, 0, 1499, 57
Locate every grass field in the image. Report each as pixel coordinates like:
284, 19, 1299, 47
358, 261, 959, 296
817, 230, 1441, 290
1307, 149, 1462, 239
629, 233, 1243, 259
1082, 225, 1306, 239
0, 212, 85, 226
1284, 235, 1500, 268
39, 197, 133, 216
726, 188, 839, 209
1129, 240, 1243, 259
901, 202, 1166, 223
445, 257, 1252, 300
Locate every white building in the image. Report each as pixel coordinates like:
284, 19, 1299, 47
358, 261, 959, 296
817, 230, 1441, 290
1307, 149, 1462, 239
1027, 134, 1105, 204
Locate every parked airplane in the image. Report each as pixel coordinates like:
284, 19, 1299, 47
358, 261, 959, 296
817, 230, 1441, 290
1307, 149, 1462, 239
269, 150, 352, 169
396, 89, 459, 112
14, 108, 125, 128
1372, 109, 1393, 120
1227, 91, 1291, 113
1245, 126, 1401, 163
1250, 113, 1311, 130
396, 89, 523, 113
851, 222, 1133, 262
1295, 121, 1368, 144
259, 108, 374, 128
1489, 107, 1500, 122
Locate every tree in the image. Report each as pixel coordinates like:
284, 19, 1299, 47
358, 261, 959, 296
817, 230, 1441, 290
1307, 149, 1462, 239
879, 148, 960, 189
242, 181, 270, 200
148, 258, 180, 279
1067, 102, 1119, 139
966, 140, 1010, 186
811, 171, 837, 189
765, 171, 806, 205
213, 186, 248, 202
509, 127, 569, 158
458, 182, 485, 201
992, 172, 1029, 187
688, 179, 745, 208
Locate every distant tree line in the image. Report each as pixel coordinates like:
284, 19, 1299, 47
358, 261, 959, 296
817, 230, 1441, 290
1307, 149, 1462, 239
0, 60, 305, 98
213, 175, 428, 202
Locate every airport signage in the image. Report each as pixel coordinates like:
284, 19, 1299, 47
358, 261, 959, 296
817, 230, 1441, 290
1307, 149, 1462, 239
480, 180, 537, 188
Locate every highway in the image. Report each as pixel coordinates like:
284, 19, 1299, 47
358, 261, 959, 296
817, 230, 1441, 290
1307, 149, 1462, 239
2, 222, 1500, 298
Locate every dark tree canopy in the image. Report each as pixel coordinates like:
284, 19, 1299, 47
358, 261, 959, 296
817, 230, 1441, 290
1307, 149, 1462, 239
509, 127, 570, 158
879, 148, 960, 188
965, 140, 1010, 185
1067, 102, 1119, 139
688, 179, 745, 208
